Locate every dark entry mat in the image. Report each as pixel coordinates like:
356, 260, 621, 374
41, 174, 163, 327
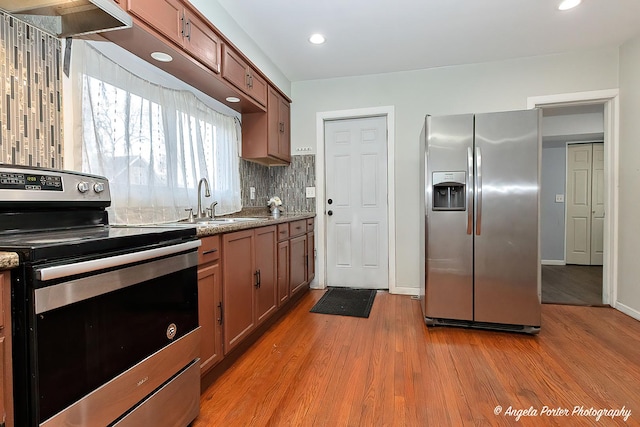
310, 287, 377, 318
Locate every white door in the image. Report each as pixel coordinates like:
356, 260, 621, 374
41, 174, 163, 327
590, 143, 605, 265
566, 143, 604, 265
324, 116, 388, 289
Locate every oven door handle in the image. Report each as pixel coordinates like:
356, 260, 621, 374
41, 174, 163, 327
37, 240, 202, 281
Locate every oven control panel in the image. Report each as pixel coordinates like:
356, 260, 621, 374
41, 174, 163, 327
0, 165, 110, 205
1, 171, 63, 191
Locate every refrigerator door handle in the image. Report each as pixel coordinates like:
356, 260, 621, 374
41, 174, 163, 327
467, 146, 473, 235
476, 146, 482, 235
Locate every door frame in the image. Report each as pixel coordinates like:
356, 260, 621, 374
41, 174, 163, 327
315, 106, 397, 293
528, 89, 619, 306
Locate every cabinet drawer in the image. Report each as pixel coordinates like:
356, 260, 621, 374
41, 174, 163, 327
199, 235, 221, 264
306, 218, 314, 232
277, 224, 289, 241
289, 220, 306, 238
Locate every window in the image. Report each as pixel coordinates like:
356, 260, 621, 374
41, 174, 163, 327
76, 41, 241, 225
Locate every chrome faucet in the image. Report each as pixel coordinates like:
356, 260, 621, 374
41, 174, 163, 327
197, 178, 211, 218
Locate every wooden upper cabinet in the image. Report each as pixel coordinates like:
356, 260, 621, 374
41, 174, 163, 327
128, 0, 183, 46
222, 45, 267, 106
127, 0, 221, 74
276, 90, 291, 162
182, 8, 221, 73
242, 85, 291, 165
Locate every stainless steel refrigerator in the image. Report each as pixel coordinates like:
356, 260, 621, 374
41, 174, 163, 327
419, 109, 541, 334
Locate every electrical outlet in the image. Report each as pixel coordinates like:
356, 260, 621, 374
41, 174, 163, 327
306, 187, 316, 198
250, 187, 256, 200
555, 194, 564, 203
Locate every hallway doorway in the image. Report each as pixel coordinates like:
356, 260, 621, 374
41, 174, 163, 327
541, 265, 604, 306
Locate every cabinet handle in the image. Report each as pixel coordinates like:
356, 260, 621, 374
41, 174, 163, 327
181, 13, 186, 36
186, 20, 191, 41
217, 301, 223, 325
202, 248, 218, 255
254, 269, 261, 288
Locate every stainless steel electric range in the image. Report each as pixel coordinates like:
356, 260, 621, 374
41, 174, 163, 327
0, 165, 202, 427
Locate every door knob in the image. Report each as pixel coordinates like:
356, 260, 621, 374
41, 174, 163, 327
327, 210, 333, 216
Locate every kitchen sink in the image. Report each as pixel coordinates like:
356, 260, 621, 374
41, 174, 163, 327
198, 217, 263, 224
173, 217, 264, 226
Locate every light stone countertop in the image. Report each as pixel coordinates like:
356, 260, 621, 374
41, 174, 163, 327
193, 212, 315, 237
0, 252, 19, 271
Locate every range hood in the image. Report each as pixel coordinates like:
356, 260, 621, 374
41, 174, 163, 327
0, 0, 132, 38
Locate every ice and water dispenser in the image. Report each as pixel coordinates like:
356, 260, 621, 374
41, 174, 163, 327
432, 171, 466, 211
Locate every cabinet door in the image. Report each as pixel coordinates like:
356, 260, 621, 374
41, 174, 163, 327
183, 9, 221, 74
277, 240, 290, 306
307, 230, 315, 283
222, 46, 249, 95
222, 230, 255, 354
267, 87, 280, 159
128, 0, 183, 46
278, 96, 291, 162
290, 234, 307, 295
247, 69, 268, 107
255, 226, 277, 325
198, 262, 222, 374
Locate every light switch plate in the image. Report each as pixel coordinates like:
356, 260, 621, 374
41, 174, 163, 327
555, 194, 564, 203
306, 186, 316, 198
250, 187, 256, 200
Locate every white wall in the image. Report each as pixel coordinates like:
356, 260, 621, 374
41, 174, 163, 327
541, 143, 567, 262
543, 112, 604, 138
189, 0, 291, 97
292, 48, 619, 290
618, 34, 640, 317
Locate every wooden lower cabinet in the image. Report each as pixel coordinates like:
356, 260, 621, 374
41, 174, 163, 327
198, 236, 223, 375
0, 271, 13, 427
222, 229, 255, 354
290, 234, 307, 296
254, 226, 277, 325
197, 219, 314, 372
277, 240, 290, 306
222, 226, 276, 355
307, 229, 315, 284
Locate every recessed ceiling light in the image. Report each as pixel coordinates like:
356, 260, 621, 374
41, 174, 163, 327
150, 51, 173, 62
558, 0, 582, 10
226, 96, 240, 103
309, 33, 326, 45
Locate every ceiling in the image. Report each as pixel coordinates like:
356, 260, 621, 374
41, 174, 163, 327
217, 0, 640, 82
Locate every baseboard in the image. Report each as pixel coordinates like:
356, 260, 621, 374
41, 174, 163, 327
390, 286, 419, 296
614, 301, 640, 322
541, 260, 566, 266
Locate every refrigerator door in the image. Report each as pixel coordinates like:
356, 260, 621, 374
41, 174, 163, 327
425, 114, 474, 321
473, 110, 541, 326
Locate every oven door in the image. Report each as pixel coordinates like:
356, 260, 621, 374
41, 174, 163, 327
14, 240, 201, 427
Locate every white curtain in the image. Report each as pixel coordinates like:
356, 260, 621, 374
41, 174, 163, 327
77, 42, 241, 225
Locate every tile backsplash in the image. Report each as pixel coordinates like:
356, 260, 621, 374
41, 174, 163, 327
0, 13, 63, 167
240, 155, 316, 213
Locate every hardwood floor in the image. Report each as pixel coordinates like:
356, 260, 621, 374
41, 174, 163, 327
542, 265, 603, 306
194, 290, 640, 426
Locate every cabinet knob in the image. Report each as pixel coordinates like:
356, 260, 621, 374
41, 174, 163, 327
328, 210, 333, 216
